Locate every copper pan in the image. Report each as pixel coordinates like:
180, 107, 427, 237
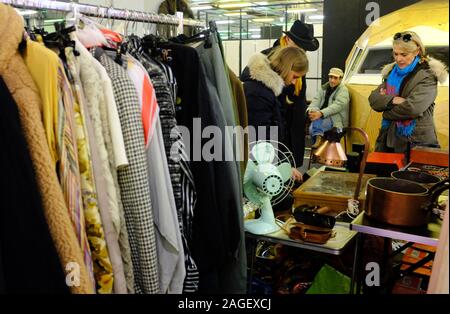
391, 170, 441, 188
365, 178, 449, 227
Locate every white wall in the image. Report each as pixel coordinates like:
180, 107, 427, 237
80, 0, 164, 35
80, 0, 161, 11
223, 23, 323, 101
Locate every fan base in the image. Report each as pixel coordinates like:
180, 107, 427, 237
245, 219, 280, 235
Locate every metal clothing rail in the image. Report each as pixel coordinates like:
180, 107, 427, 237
1, 0, 205, 27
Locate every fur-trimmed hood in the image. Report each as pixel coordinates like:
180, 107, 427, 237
244, 53, 285, 96
381, 57, 448, 84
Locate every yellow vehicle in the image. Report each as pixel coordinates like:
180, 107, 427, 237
344, 0, 449, 151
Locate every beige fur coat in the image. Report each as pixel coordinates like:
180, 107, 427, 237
0, 3, 94, 294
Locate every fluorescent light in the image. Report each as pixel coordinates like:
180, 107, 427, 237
219, 3, 254, 9
309, 15, 324, 20
251, 34, 261, 39
214, 20, 236, 24
224, 12, 248, 16
287, 8, 318, 13
252, 18, 274, 22
44, 18, 65, 24
248, 28, 260, 32
191, 5, 213, 10
15, 8, 37, 16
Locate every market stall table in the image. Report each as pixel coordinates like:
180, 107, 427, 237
349, 212, 442, 294
246, 220, 357, 293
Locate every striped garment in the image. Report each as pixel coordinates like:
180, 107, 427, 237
57, 63, 96, 291
95, 48, 160, 294
127, 47, 199, 293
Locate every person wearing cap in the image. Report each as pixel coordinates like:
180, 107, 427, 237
259, 20, 320, 167
307, 67, 349, 148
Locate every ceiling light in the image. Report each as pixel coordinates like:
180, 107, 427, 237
15, 8, 38, 16
214, 20, 236, 24
191, 5, 213, 10
224, 12, 248, 16
309, 15, 325, 20
251, 34, 261, 39
219, 2, 255, 9
252, 18, 274, 22
44, 18, 65, 24
287, 8, 318, 13
248, 28, 260, 32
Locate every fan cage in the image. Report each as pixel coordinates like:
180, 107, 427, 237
248, 140, 296, 206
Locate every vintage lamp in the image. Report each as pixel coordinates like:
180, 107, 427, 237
313, 127, 370, 215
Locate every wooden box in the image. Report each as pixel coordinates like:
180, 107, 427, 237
410, 146, 449, 167
293, 171, 376, 214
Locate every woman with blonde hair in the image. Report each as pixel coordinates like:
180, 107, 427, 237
241, 46, 308, 180
369, 31, 448, 152
260, 20, 319, 167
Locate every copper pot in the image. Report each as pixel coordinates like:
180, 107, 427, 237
365, 178, 449, 227
391, 170, 441, 188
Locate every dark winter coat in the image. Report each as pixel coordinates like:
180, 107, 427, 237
241, 53, 286, 143
261, 42, 308, 167
0, 76, 69, 293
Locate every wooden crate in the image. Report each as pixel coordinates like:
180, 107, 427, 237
293, 171, 376, 214
410, 146, 449, 167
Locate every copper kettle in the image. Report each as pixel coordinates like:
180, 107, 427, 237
364, 177, 449, 227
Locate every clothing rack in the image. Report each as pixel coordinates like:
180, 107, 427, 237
1, 0, 205, 27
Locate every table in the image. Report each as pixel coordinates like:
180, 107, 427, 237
246, 221, 357, 293
349, 212, 442, 293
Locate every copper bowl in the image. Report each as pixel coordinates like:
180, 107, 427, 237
365, 178, 430, 227
391, 170, 441, 187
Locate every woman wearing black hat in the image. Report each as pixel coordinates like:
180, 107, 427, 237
260, 20, 320, 168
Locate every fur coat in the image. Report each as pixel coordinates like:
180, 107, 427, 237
0, 3, 94, 293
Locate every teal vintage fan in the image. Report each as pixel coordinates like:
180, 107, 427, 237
244, 141, 296, 235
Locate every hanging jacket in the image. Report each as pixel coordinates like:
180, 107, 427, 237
0, 3, 94, 294
0, 75, 69, 294
74, 39, 131, 294
125, 55, 185, 294
94, 48, 160, 294
165, 41, 246, 294
126, 48, 199, 293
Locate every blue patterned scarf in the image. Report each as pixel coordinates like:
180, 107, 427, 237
381, 56, 420, 137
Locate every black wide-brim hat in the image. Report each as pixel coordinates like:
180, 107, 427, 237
283, 20, 320, 51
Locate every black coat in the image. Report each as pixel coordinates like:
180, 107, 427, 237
241, 68, 285, 142
261, 44, 308, 167
0, 76, 69, 293
164, 41, 246, 294
240, 53, 286, 144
